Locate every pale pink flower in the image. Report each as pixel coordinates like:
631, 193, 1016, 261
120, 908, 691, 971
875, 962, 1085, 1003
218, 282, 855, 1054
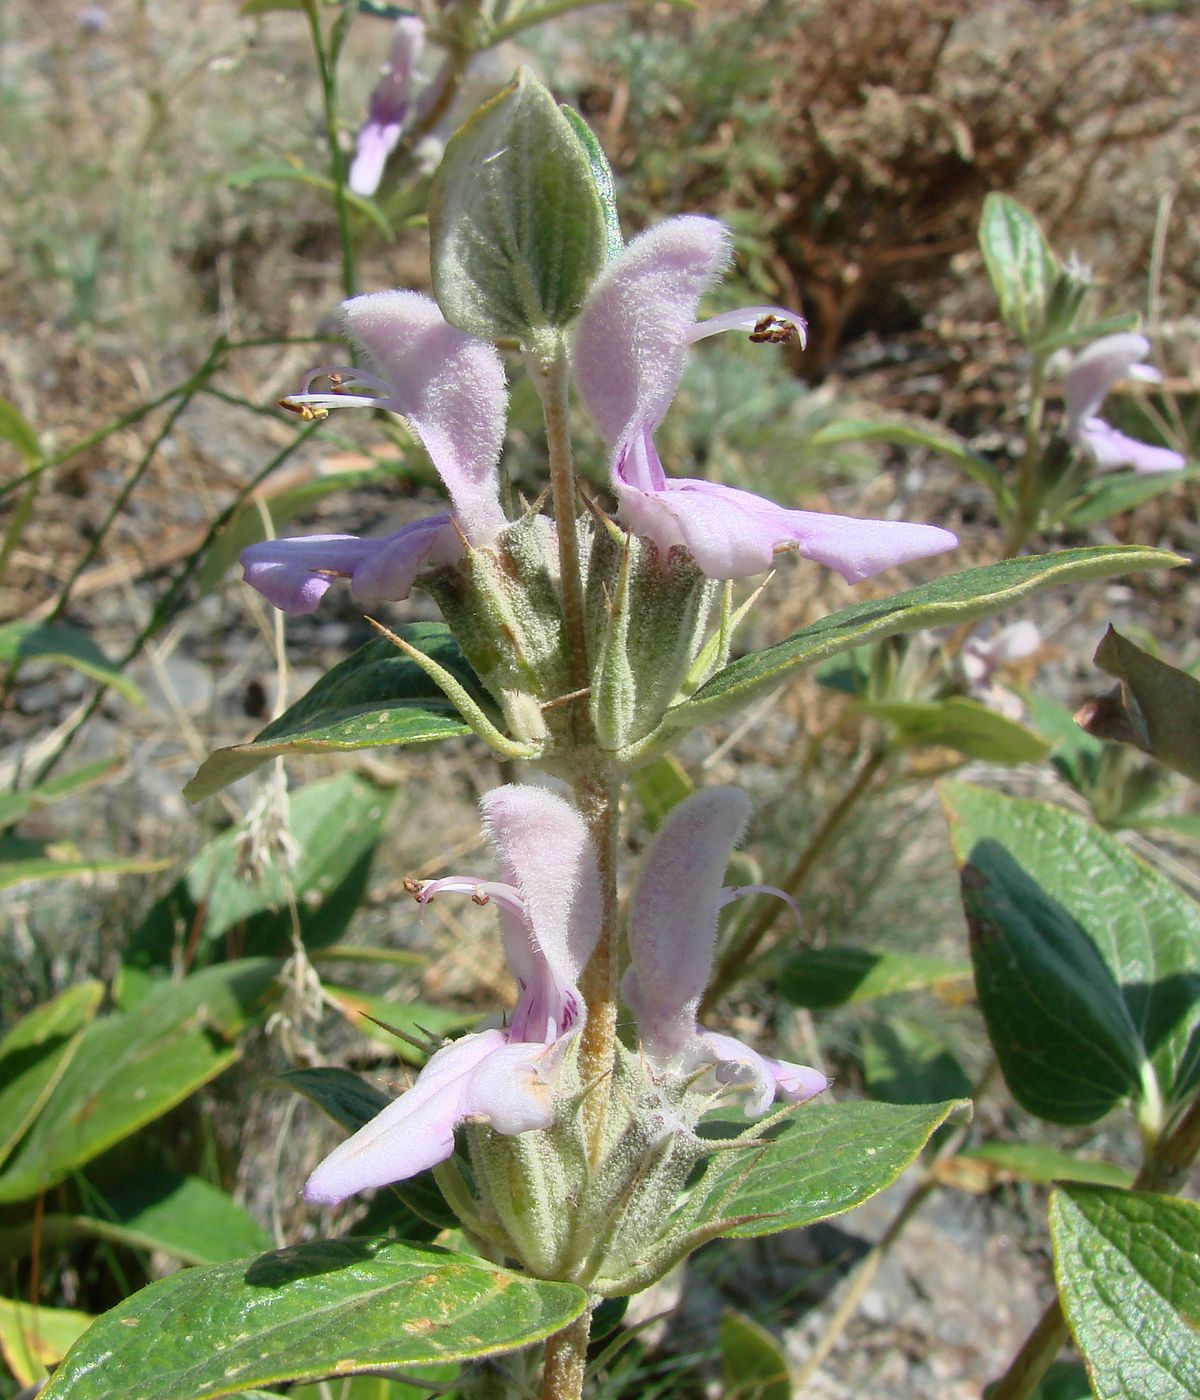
305, 785, 601, 1204
573, 217, 958, 581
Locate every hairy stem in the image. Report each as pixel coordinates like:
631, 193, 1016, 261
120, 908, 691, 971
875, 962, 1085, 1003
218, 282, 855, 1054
541, 1310, 591, 1400
701, 744, 891, 1015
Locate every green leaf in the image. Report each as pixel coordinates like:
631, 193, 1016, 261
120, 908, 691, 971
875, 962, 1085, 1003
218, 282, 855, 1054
779, 946, 971, 1009
957, 1141, 1134, 1189
0, 837, 169, 891
0, 982, 104, 1170
1051, 1185, 1200, 1400
0, 1297, 94, 1388
226, 163, 394, 240
428, 69, 607, 339
985, 1361, 1093, 1400
0, 397, 41, 466
185, 628, 489, 800
0, 620, 143, 705
560, 105, 623, 258
857, 696, 1051, 764
41, 1239, 589, 1400
809, 415, 1008, 501
632, 754, 695, 833
0, 1173, 272, 1267
129, 773, 392, 969
0, 756, 123, 829
941, 783, 1200, 1125
719, 1310, 793, 1400
0, 961, 277, 1203
1093, 626, 1200, 783
978, 193, 1059, 343
688, 1098, 965, 1240
663, 548, 1182, 733
1058, 466, 1200, 529
860, 1018, 972, 1105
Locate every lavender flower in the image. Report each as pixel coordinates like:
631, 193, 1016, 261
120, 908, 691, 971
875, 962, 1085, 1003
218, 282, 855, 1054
305, 785, 600, 1204
1063, 333, 1185, 475
241, 291, 508, 615
348, 16, 425, 198
573, 216, 958, 581
624, 787, 828, 1117
961, 620, 1041, 721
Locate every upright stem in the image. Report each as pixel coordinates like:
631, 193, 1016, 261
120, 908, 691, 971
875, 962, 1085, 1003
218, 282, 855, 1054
701, 745, 890, 1015
541, 1311, 591, 1400
306, 0, 357, 300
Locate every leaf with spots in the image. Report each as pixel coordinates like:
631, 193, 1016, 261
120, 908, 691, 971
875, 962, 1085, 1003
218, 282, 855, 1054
41, 1239, 588, 1400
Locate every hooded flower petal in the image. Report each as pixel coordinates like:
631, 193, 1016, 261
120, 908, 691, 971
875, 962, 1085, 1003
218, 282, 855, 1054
304, 1029, 558, 1204
348, 16, 425, 197
341, 292, 509, 541
1064, 333, 1185, 475
625, 787, 827, 1116
481, 784, 602, 1044
240, 515, 461, 615
573, 215, 732, 443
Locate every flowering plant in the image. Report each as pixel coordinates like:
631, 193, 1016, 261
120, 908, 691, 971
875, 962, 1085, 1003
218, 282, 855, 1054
32, 63, 1197, 1400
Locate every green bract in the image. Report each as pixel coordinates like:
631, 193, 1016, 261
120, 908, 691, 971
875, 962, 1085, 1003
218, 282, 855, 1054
428, 69, 608, 340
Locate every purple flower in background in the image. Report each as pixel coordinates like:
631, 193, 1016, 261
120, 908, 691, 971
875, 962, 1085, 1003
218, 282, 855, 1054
348, 16, 425, 197
573, 216, 958, 581
1063, 333, 1185, 475
241, 291, 508, 615
305, 785, 601, 1204
624, 787, 828, 1117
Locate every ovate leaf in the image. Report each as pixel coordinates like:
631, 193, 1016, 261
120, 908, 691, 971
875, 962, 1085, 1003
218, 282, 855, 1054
941, 783, 1200, 1125
185, 627, 490, 800
663, 548, 1182, 733
428, 69, 607, 339
1051, 1185, 1200, 1400
41, 1239, 589, 1400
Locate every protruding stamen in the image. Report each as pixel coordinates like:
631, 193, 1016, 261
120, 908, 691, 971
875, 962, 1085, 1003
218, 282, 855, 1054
717, 883, 800, 923
685, 305, 808, 350
407, 875, 527, 922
